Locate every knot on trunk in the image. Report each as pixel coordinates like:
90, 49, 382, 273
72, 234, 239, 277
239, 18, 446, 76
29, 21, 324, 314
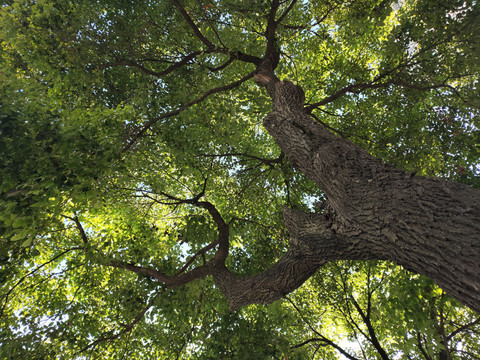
283, 207, 337, 249
254, 60, 304, 112
272, 80, 305, 112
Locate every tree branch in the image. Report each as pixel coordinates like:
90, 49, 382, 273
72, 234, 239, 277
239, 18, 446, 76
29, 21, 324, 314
100, 51, 202, 78
276, 0, 298, 25
102, 48, 261, 78
291, 337, 325, 349
169, 0, 215, 49
108, 184, 229, 282
305, 73, 461, 113
176, 240, 220, 275
264, 0, 280, 59
416, 333, 434, 360
210, 207, 388, 309
350, 295, 391, 360
1, 247, 84, 317
62, 215, 88, 244
286, 296, 361, 360
77, 293, 157, 355
123, 71, 255, 151
198, 151, 284, 165
135, 182, 229, 264
195, 201, 229, 263
212, 245, 325, 310
447, 317, 480, 341
206, 56, 235, 72
108, 261, 212, 288
305, 81, 390, 112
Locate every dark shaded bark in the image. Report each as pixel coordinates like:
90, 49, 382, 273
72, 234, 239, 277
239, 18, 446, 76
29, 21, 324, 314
239, 68, 480, 313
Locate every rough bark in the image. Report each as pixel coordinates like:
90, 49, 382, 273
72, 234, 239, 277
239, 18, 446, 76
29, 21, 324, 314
157, 0, 480, 315
213, 208, 385, 310
118, 66, 479, 313
242, 70, 480, 313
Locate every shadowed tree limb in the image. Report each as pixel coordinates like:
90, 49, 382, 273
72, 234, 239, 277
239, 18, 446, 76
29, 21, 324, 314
447, 317, 480, 341
106, 185, 228, 285
212, 208, 386, 310
304, 78, 458, 113
100, 51, 203, 78
416, 333, 434, 360
276, 0, 299, 26
349, 294, 391, 360
101, 48, 261, 77
264, 0, 280, 61
108, 261, 213, 288
176, 240, 220, 275
198, 151, 284, 166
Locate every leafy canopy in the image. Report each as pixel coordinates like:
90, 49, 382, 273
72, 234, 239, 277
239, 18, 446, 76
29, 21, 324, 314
1, 0, 479, 358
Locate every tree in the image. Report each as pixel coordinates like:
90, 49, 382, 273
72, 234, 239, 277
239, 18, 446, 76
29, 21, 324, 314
1, 0, 479, 358
288, 261, 480, 359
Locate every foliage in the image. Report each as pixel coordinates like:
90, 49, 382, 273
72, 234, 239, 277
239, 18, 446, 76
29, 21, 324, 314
1, 0, 479, 358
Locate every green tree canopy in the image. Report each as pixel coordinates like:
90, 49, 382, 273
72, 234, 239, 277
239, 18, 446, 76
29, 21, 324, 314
1, 0, 479, 358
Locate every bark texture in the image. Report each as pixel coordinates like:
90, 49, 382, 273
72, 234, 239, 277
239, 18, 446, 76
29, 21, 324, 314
247, 72, 480, 313
120, 66, 480, 313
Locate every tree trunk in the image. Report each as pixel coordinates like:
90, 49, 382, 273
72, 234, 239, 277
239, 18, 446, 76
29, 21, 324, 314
216, 71, 480, 312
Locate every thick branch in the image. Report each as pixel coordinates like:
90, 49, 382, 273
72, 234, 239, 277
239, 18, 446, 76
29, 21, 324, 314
108, 261, 212, 288
257, 74, 480, 313
213, 209, 378, 310
213, 246, 326, 310
196, 201, 229, 263
211, 203, 395, 310
264, 0, 280, 60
